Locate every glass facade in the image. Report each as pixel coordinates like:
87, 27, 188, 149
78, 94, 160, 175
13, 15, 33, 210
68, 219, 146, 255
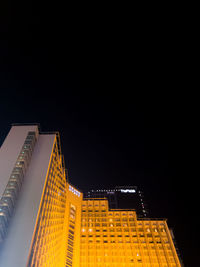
0, 131, 37, 243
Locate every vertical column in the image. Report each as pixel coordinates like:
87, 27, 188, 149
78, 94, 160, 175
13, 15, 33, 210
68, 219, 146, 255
0, 131, 37, 243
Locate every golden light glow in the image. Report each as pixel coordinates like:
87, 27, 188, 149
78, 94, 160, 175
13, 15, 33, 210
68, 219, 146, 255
80, 199, 181, 267
28, 137, 68, 267
26, 136, 181, 267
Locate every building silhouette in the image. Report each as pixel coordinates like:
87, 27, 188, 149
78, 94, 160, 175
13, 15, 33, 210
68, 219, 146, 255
0, 124, 182, 266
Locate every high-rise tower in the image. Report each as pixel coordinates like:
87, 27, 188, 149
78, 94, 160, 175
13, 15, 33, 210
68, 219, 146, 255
0, 124, 82, 267
0, 124, 182, 266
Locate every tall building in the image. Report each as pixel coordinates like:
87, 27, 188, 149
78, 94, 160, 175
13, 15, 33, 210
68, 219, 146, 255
0, 124, 182, 266
0, 124, 82, 267
84, 186, 149, 218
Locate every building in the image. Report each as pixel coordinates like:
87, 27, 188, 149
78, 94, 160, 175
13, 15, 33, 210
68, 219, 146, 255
0, 124, 182, 266
80, 199, 181, 267
84, 186, 149, 218
0, 124, 83, 267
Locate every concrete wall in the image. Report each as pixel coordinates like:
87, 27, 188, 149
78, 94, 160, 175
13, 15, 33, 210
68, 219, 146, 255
0, 126, 56, 267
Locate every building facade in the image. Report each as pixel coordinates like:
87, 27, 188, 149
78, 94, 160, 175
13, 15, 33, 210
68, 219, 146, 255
80, 199, 181, 267
0, 124, 83, 267
0, 124, 182, 266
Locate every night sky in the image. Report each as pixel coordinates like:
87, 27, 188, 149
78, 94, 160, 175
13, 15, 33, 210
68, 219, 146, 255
0, 2, 196, 266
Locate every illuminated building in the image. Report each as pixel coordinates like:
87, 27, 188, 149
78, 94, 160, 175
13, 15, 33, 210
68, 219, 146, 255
80, 199, 181, 267
84, 186, 149, 217
0, 124, 82, 267
0, 124, 182, 266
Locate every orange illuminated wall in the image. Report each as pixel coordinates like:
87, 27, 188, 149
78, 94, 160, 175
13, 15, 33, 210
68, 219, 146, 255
26, 133, 83, 267
80, 199, 181, 267
64, 183, 83, 267
27, 136, 68, 267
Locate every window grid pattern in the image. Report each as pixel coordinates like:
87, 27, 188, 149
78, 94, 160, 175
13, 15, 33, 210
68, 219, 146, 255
0, 131, 37, 244
28, 140, 67, 267
80, 200, 181, 267
66, 204, 76, 267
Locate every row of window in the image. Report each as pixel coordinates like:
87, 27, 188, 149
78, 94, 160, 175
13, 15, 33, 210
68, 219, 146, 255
81, 244, 172, 249
81, 228, 166, 234
80, 264, 176, 267
82, 214, 135, 218
80, 255, 176, 264
0, 131, 36, 243
82, 211, 135, 217
82, 218, 134, 222
81, 240, 169, 245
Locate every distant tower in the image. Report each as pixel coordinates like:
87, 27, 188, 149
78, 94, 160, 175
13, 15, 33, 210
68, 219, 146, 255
84, 186, 149, 218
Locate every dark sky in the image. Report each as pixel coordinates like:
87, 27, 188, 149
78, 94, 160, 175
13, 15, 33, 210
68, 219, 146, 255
0, 2, 196, 266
